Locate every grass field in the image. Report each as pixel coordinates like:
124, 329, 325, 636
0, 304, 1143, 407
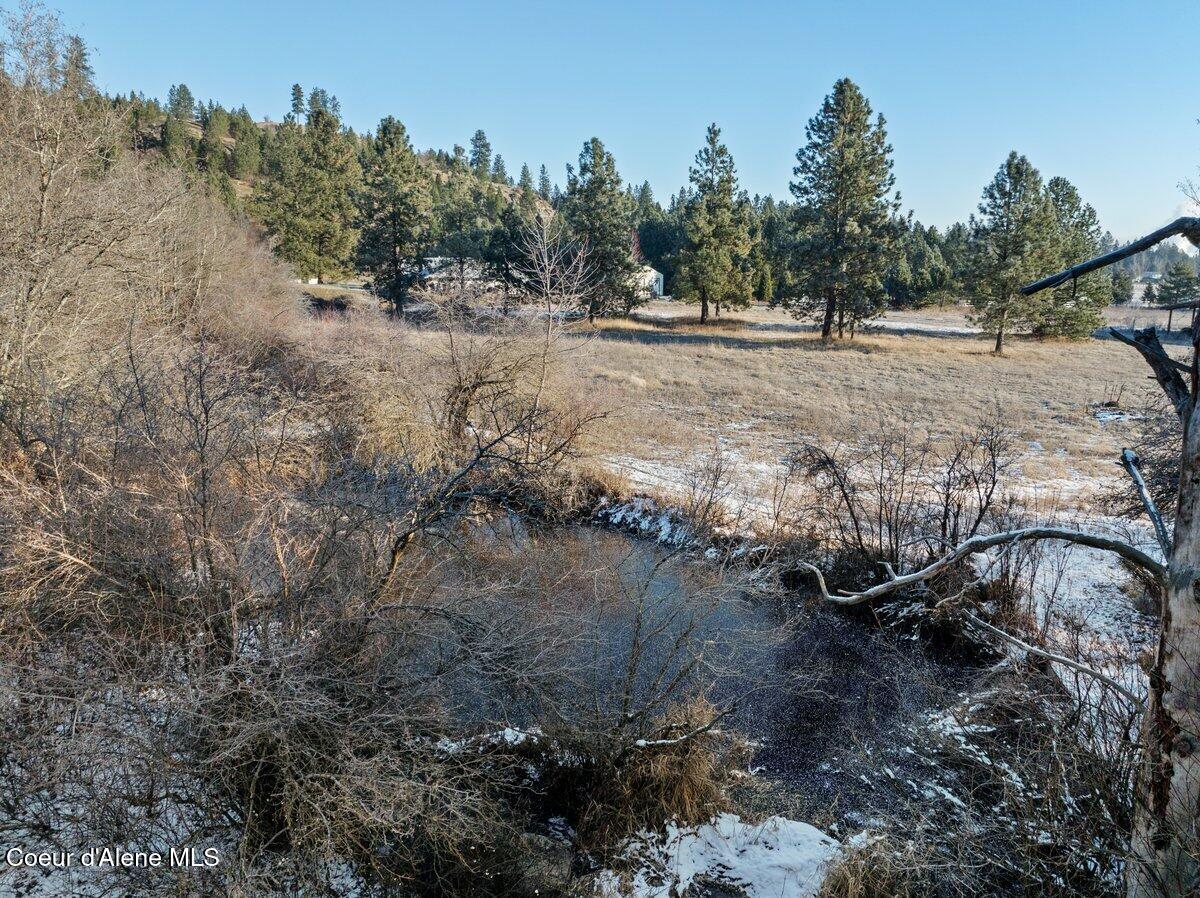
562, 301, 1167, 499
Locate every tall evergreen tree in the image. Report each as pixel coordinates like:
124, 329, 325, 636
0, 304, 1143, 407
166, 83, 195, 121
787, 78, 900, 339
1158, 259, 1200, 306
636, 189, 685, 295
630, 181, 659, 226
518, 163, 533, 192
563, 137, 637, 317
967, 152, 1057, 353
1110, 267, 1135, 305
1033, 175, 1107, 338
885, 220, 951, 308
290, 83, 305, 119
537, 164, 552, 200
254, 102, 361, 282
491, 154, 508, 184
198, 104, 229, 173
674, 124, 754, 323
228, 110, 262, 178
160, 113, 194, 166
357, 117, 432, 315
470, 129, 492, 177
938, 221, 972, 296
754, 196, 795, 307
63, 35, 93, 96
431, 174, 488, 288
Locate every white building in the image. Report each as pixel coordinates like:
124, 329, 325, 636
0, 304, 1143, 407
633, 265, 664, 298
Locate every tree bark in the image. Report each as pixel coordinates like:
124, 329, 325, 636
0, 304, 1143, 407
1128, 393, 1200, 898
994, 308, 1006, 354
820, 291, 835, 341
1019, 221, 1200, 896
700, 291, 709, 324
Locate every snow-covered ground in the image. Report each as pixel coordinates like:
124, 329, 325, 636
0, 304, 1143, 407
595, 813, 842, 898
590, 435, 1161, 894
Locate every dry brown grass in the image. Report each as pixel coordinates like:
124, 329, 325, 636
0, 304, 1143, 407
558, 304, 1166, 496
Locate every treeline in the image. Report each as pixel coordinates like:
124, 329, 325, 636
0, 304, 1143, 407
115, 71, 1161, 350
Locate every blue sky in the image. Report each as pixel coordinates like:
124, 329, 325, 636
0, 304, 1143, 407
51, 0, 1199, 239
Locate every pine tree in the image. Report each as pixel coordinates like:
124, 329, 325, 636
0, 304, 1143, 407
630, 181, 659, 226
167, 83, 195, 121
787, 78, 900, 339
938, 221, 971, 296
563, 137, 637, 317
290, 84, 305, 119
253, 103, 362, 282
1144, 281, 1159, 305
357, 117, 432, 316
675, 124, 754, 323
198, 105, 230, 173
1033, 176, 1107, 339
228, 111, 261, 179
636, 189, 685, 296
491, 154, 508, 184
518, 163, 533, 192
160, 114, 194, 166
968, 152, 1058, 353
428, 176, 475, 287
886, 220, 951, 308
205, 165, 238, 210
470, 130, 491, 177
1158, 259, 1200, 306
537, 164, 552, 200
307, 87, 334, 116
755, 196, 795, 307
1110, 268, 1134, 305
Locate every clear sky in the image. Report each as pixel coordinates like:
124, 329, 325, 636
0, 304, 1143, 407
51, 0, 1200, 240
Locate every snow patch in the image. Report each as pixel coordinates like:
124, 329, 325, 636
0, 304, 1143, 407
595, 496, 691, 547
595, 813, 840, 898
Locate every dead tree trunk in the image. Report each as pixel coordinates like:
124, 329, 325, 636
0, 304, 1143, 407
1027, 217, 1200, 898
799, 217, 1200, 897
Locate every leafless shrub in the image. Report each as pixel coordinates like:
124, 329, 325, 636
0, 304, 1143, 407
792, 411, 1015, 573
681, 444, 737, 535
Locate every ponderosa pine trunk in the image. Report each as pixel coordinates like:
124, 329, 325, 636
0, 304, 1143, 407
820, 292, 836, 341
700, 290, 709, 324
994, 307, 1007, 354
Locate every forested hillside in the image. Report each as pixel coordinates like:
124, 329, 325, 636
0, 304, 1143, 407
111, 67, 1173, 346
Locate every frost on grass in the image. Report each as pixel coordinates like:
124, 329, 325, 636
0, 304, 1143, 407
595, 813, 840, 898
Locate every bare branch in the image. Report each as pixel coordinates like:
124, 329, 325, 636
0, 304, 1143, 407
797, 526, 1165, 608
961, 610, 1143, 709
1020, 216, 1200, 295
1120, 448, 1172, 557
1107, 327, 1193, 419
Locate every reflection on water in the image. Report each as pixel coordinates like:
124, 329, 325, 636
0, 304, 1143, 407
443, 516, 977, 824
